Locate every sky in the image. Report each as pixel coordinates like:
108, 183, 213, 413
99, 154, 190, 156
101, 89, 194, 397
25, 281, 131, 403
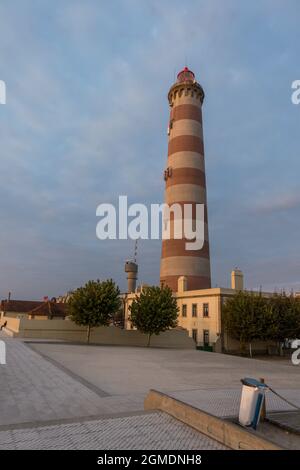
0, 0, 299, 300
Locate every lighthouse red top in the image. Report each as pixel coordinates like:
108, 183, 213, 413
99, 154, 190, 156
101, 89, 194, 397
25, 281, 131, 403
176, 66, 195, 83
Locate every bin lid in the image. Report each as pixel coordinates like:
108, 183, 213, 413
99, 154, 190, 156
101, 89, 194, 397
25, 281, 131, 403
241, 377, 267, 388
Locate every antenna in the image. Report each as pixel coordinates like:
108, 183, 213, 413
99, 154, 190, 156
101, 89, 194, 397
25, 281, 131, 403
134, 239, 138, 263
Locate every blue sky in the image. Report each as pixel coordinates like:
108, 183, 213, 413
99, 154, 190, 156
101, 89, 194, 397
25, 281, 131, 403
0, 0, 299, 299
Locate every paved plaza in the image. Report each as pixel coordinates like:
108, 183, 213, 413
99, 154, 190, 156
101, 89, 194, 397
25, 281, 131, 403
1, 331, 300, 449
0, 411, 227, 450
28, 340, 300, 394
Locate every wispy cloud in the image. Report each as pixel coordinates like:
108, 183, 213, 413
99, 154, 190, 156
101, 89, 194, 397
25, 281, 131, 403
253, 192, 300, 214
0, 0, 299, 298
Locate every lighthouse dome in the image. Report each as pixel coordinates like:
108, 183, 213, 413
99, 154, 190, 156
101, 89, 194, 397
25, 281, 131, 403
177, 66, 195, 83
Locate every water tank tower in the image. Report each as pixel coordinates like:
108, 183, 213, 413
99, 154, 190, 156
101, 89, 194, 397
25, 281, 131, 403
125, 260, 138, 293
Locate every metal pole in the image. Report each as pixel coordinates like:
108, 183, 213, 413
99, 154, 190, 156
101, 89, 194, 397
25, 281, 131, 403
260, 377, 266, 421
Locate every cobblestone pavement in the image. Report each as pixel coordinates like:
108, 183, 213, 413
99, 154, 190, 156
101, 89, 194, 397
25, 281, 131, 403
169, 388, 300, 417
268, 411, 300, 434
0, 411, 227, 450
0, 334, 144, 426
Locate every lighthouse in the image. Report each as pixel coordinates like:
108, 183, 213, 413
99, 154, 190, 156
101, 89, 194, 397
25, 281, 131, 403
160, 67, 211, 291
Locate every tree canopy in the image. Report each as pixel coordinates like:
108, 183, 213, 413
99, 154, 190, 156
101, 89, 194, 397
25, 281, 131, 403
222, 291, 300, 356
129, 285, 178, 346
68, 279, 121, 343
267, 294, 300, 343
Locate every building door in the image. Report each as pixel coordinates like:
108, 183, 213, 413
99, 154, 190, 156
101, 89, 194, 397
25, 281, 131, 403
203, 329, 209, 347
192, 329, 198, 344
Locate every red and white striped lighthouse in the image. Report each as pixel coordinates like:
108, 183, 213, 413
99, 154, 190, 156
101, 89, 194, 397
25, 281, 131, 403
160, 67, 211, 291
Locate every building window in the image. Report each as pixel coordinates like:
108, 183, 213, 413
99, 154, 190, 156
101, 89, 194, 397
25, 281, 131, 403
192, 329, 198, 344
192, 303, 197, 317
203, 329, 210, 346
182, 304, 187, 317
203, 303, 209, 317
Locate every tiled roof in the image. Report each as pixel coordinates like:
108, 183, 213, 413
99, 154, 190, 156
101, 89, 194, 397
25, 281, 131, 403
0, 299, 68, 317
0, 300, 44, 313
27, 301, 68, 317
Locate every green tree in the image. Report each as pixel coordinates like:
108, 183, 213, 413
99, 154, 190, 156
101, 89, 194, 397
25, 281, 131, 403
129, 285, 178, 347
295, 297, 300, 338
68, 279, 121, 343
266, 293, 300, 354
222, 291, 268, 357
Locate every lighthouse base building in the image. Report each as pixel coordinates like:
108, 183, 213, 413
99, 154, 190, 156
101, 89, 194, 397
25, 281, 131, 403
124, 269, 275, 353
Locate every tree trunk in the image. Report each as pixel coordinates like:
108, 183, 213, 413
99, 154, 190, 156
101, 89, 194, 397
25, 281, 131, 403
86, 325, 91, 344
147, 333, 152, 347
249, 342, 252, 358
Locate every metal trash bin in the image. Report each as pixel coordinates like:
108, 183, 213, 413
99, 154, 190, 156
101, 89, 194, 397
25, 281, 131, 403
239, 378, 267, 429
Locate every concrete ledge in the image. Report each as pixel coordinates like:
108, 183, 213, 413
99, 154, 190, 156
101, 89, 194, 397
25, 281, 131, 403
144, 389, 282, 450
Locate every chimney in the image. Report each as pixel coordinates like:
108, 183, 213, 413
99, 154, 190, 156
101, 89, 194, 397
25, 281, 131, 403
178, 276, 188, 292
8, 291, 11, 302
231, 269, 244, 290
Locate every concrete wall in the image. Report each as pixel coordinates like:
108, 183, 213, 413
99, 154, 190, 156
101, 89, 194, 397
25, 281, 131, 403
223, 332, 276, 355
3, 311, 275, 354
1, 311, 28, 320
2, 316, 20, 335
4, 318, 195, 349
